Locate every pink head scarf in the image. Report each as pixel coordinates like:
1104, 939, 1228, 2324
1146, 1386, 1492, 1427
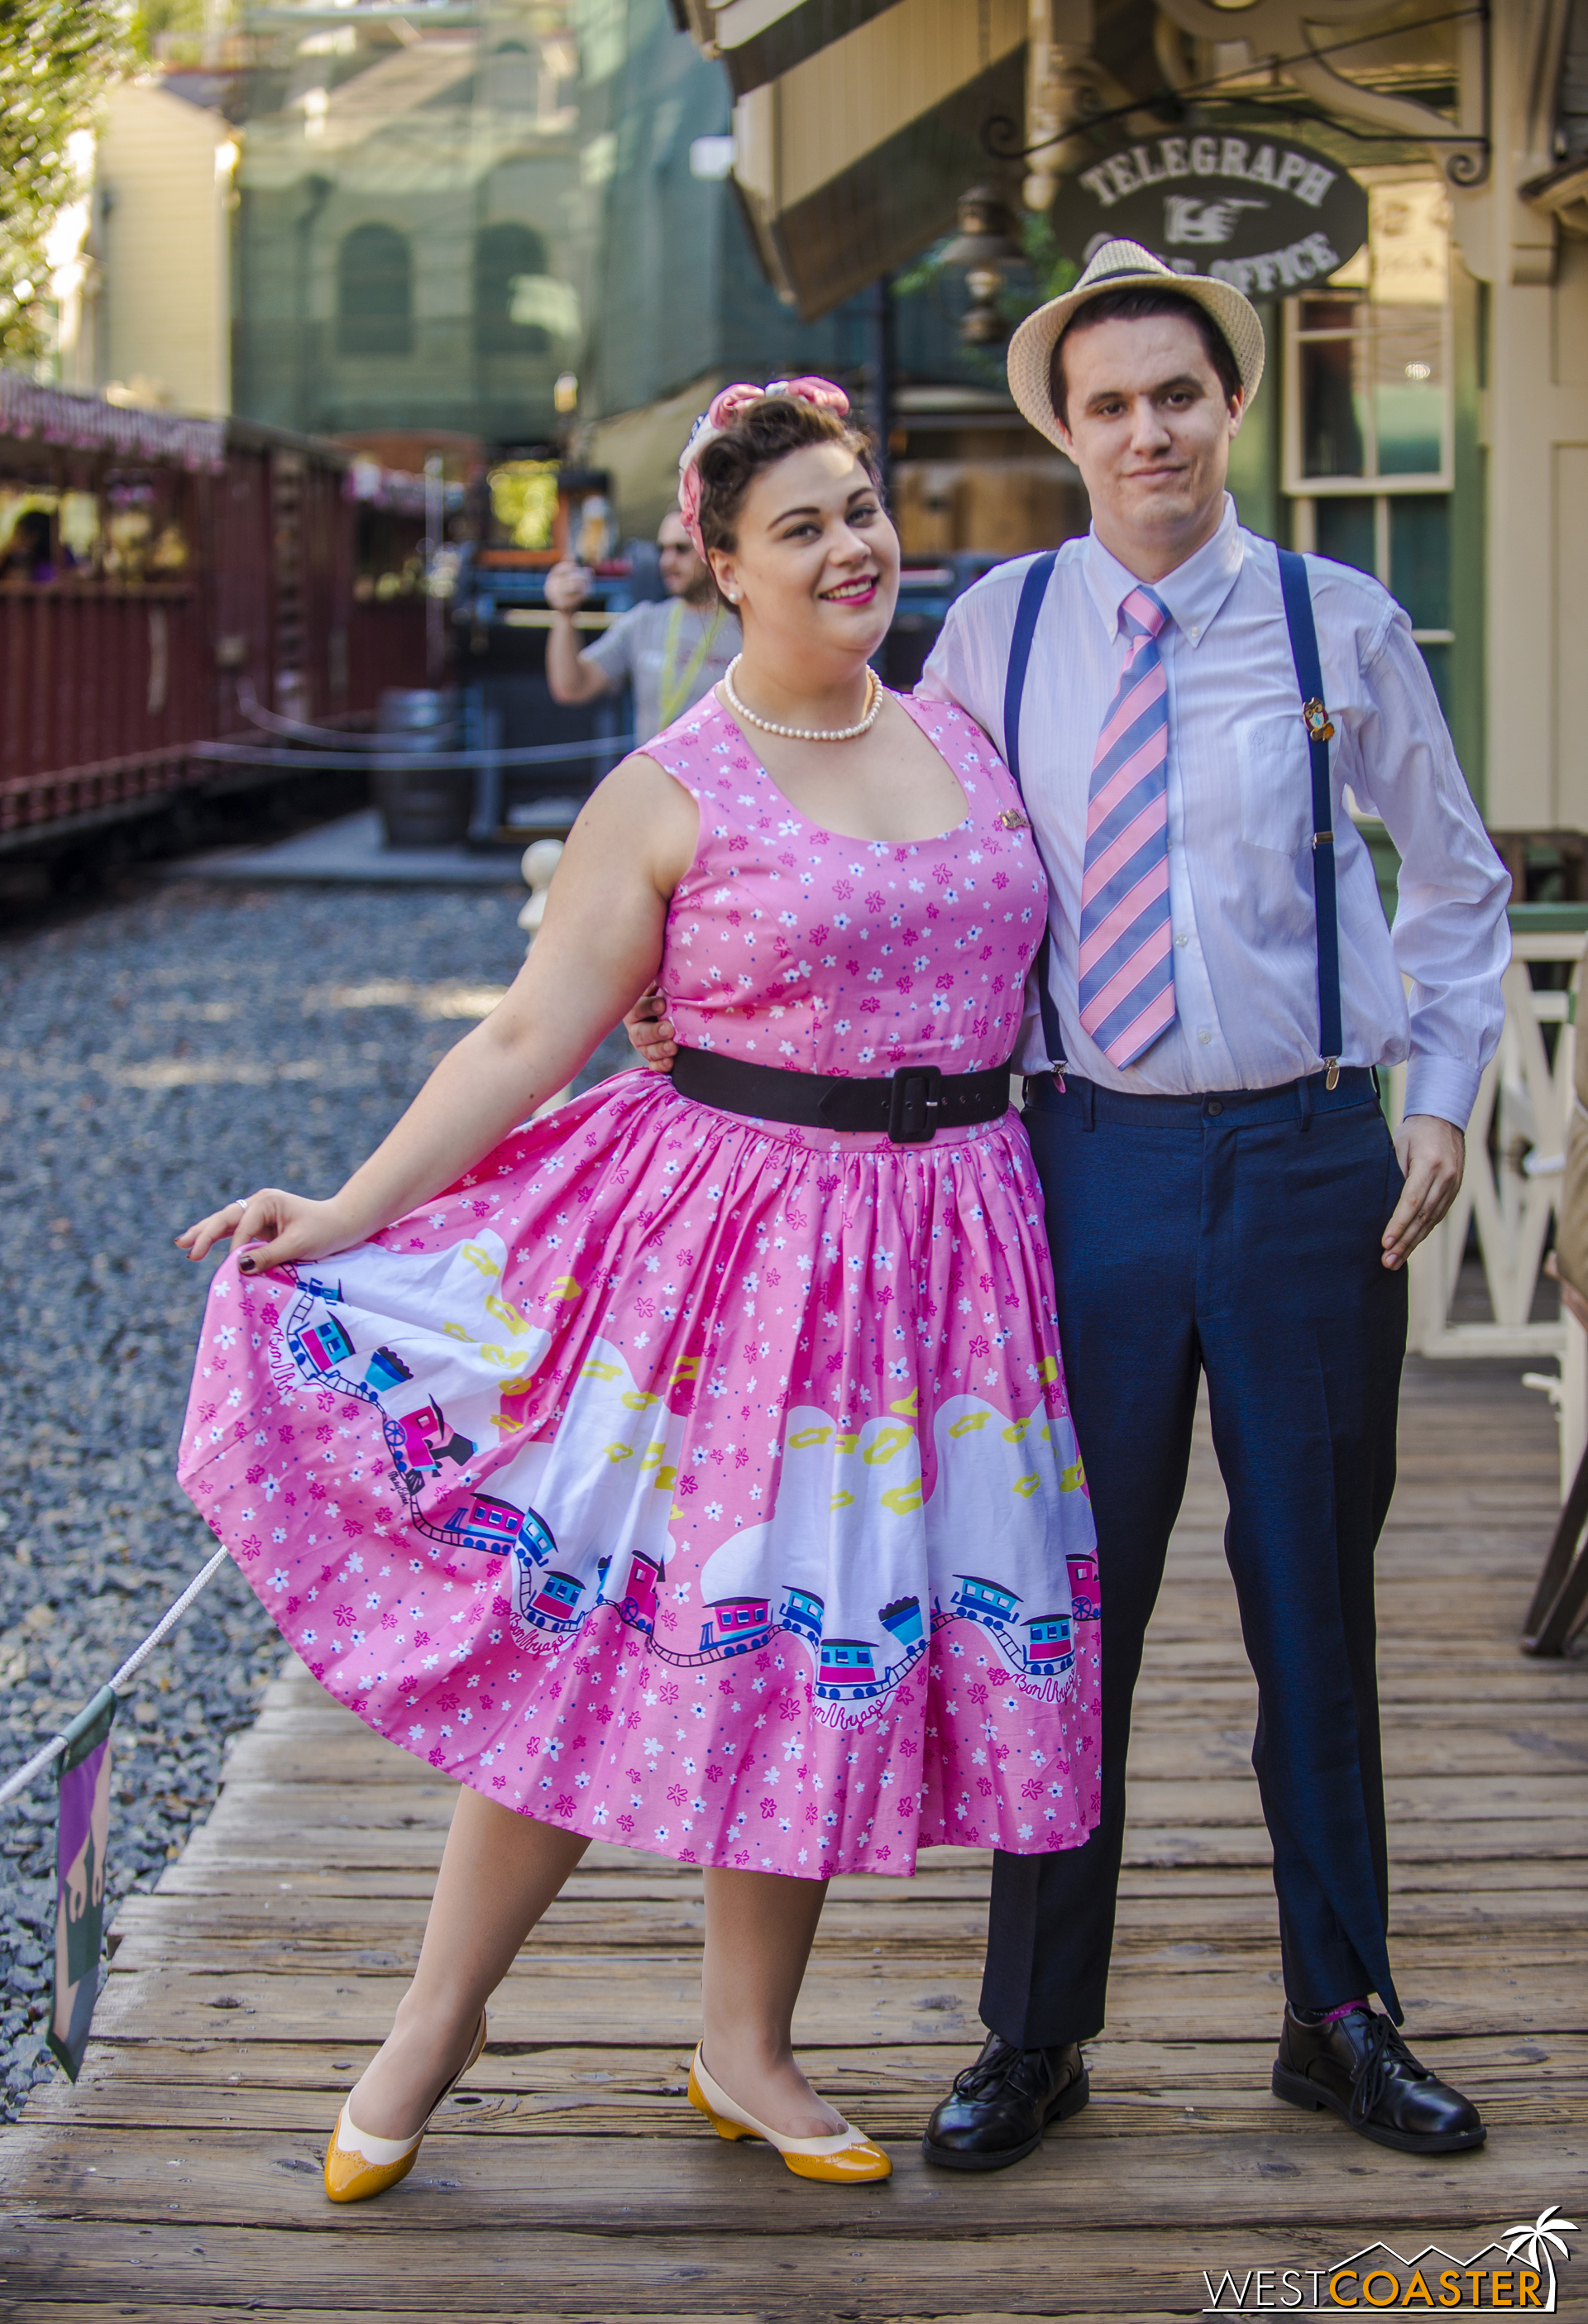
676, 375, 852, 557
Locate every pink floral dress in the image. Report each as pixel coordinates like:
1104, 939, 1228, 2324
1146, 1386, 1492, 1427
179, 691, 1101, 1877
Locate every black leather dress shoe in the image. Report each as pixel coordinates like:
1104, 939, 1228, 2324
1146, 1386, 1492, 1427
922, 2033, 1089, 2172
1273, 2005, 1485, 2154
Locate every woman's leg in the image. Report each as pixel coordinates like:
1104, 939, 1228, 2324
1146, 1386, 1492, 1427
350, 1791, 589, 2138
700, 1867, 842, 2138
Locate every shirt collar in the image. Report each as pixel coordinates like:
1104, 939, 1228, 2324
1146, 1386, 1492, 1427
1082, 492, 1244, 648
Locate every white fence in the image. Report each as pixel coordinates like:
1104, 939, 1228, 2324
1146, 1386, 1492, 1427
1390, 926, 1584, 1491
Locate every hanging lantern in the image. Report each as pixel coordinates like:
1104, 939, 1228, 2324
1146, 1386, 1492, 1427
943, 185, 1021, 347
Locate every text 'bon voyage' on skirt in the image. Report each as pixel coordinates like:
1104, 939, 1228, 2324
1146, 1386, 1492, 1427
179, 689, 1102, 1878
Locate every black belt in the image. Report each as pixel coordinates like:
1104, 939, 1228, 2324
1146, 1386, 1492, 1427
672, 1046, 1012, 1144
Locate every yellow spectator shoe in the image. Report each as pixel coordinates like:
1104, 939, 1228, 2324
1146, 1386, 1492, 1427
687, 2043, 892, 2183
323, 2009, 488, 2203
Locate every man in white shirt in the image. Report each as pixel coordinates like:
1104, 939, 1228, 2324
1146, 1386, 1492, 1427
545, 506, 740, 743
916, 241, 1509, 2171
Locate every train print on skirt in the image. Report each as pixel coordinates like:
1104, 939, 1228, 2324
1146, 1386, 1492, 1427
260, 1227, 1091, 1730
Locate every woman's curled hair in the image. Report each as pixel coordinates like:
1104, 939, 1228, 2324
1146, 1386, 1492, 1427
693, 396, 880, 559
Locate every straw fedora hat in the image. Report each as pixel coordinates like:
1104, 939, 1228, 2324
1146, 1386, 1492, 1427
1007, 238, 1265, 449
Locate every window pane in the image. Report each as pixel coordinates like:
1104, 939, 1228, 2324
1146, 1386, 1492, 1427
1374, 311, 1445, 476
1315, 496, 1376, 576
1416, 640, 1451, 719
1299, 296, 1366, 334
337, 224, 413, 357
1389, 496, 1450, 630
1300, 335, 1366, 478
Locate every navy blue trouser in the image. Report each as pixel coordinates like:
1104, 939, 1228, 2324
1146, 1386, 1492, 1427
980, 1069, 1409, 2047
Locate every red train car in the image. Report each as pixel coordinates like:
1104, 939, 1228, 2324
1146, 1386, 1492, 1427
0, 376, 432, 861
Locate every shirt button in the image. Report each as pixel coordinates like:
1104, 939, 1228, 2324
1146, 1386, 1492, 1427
1198, 1028, 1213, 1045
1189, 624, 1201, 640
1174, 934, 1189, 949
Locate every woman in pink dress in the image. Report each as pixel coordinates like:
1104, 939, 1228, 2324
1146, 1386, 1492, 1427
176, 380, 1100, 2202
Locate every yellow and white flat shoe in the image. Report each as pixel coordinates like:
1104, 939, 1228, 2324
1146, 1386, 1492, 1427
323, 2009, 488, 2203
687, 2044, 892, 2183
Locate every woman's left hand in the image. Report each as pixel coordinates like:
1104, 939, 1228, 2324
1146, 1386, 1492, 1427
176, 1189, 358, 1270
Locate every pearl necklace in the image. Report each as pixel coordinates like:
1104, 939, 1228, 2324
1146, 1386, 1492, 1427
722, 655, 883, 743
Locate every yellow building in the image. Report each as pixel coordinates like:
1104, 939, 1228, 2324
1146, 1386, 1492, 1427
62, 78, 236, 418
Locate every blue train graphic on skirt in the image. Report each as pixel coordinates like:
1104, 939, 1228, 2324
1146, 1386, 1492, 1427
276, 1276, 1093, 1702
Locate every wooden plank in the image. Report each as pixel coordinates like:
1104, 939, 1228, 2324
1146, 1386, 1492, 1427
98, 1884, 1588, 1969
25, 2031, 1579, 2156
84, 1958, 1588, 2048
0, 2222, 1410, 2318
5, 2121, 1578, 2234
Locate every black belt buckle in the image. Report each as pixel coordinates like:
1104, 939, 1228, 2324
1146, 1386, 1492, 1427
887, 1064, 942, 1144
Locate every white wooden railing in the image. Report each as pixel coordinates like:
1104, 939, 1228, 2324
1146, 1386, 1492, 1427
1389, 925, 1586, 1492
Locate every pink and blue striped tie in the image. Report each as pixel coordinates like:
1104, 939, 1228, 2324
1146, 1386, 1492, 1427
1078, 585, 1176, 1069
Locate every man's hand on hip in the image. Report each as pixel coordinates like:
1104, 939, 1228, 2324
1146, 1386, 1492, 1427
625, 986, 677, 1070
1382, 1113, 1465, 1270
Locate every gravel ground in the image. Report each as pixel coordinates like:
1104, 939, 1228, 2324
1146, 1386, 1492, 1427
0, 874, 630, 2119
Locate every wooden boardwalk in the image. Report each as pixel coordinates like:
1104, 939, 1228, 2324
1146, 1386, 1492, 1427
2, 1358, 1585, 2321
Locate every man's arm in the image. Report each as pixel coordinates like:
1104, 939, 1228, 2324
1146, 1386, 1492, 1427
1347, 601, 1511, 1269
544, 560, 619, 706
1351, 603, 1511, 1126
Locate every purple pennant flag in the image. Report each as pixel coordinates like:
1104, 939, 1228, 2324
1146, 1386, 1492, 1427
49, 1686, 117, 2083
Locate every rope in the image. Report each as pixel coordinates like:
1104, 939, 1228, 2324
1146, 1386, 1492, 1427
0, 1546, 232, 1807
188, 732, 638, 774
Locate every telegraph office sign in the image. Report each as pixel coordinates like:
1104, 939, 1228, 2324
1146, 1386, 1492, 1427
1051, 132, 1368, 296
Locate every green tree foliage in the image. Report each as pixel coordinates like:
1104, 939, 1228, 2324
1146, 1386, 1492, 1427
0, 0, 130, 366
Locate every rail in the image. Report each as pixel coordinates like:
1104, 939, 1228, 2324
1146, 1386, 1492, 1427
1393, 922, 1579, 1365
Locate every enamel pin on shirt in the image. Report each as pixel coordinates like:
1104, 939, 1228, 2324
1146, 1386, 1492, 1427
1303, 699, 1336, 743
997, 808, 1030, 830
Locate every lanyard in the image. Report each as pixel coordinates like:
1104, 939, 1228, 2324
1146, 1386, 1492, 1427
658, 600, 724, 729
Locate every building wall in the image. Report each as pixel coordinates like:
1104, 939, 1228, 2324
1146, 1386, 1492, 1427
95, 82, 232, 416
230, 15, 582, 446
1448, 2, 1588, 836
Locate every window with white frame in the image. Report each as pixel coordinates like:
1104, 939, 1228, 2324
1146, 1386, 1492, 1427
1284, 173, 1456, 707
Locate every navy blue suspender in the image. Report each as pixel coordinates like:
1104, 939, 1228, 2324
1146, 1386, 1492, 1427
1002, 552, 1066, 1075
999, 542, 1343, 1089
1275, 546, 1343, 1088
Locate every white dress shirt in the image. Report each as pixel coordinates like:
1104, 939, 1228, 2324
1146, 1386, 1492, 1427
919, 495, 1509, 1128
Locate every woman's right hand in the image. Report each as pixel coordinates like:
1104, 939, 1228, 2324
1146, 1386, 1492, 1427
175, 1188, 361, 1272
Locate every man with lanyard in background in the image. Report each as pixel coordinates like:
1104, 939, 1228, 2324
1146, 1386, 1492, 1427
906, 241, 1511, 2171
546, 502, 740, 742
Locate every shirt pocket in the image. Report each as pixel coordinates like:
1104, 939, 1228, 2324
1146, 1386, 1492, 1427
1237, 710, 1314, 857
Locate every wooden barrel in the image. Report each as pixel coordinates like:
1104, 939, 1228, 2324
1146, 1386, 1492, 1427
372, 689, 467, 847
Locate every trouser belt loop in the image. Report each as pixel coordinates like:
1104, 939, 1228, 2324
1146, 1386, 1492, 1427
1080, 1078, 1096, 1132
1297, 1074, 1314, 1133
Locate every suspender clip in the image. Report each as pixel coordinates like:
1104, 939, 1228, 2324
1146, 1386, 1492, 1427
1325, 1058, 1340, 1091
